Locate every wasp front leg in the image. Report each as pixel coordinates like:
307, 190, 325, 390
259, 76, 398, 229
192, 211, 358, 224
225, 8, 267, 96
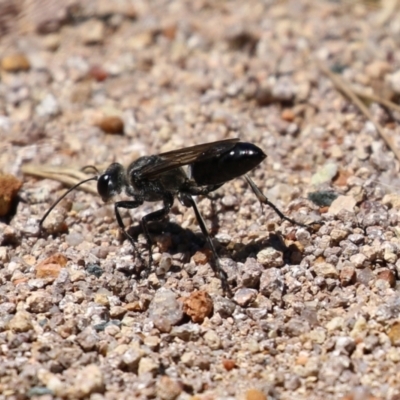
244, 175, 307, 227
114, 200, 145, 264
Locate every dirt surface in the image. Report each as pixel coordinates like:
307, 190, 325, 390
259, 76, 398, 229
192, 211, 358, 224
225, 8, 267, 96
2, 1, 400, 399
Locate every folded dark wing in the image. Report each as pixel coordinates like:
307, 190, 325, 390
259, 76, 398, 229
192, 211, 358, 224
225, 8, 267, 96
138, 138, 240, 180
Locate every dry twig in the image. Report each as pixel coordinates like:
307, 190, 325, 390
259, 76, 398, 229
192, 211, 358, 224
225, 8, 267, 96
351, 88, 400, 114
21, 164, 98, 195
317, 60, 400, 163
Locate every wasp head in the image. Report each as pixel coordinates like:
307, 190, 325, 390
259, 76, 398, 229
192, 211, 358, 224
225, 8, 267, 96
97, 163, 126, 202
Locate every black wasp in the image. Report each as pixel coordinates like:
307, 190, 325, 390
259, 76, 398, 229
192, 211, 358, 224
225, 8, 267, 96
40, 138, 302, 292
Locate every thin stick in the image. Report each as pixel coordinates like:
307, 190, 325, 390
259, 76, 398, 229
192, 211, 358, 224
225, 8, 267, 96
21, 164, 98, 195
317, 60, 400, 163
351, 88, 400, 114
375, 0, 399, 26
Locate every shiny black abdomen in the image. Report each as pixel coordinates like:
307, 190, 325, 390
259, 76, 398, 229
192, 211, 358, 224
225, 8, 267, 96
190, 142, 266, 186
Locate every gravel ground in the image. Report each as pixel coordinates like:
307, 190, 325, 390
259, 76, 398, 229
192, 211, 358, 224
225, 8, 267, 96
2, 1, 400, 399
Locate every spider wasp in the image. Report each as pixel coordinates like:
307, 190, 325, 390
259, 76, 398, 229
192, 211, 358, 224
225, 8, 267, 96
40, 138, 303, 292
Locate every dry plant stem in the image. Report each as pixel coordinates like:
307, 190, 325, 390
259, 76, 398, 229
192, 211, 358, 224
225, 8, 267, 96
21, 164, 98, 195
352, 88, 400, 114
317, 60, 400, 163
376, 0, 399, 26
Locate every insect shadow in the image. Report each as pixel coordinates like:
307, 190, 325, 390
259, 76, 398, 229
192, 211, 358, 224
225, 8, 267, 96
125, 219, 209, 260
226, 232, 303, 265
39, 138, 308, 294
124, 220, 302, 288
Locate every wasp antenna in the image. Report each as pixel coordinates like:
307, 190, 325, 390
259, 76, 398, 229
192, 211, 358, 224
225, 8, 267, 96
81, 165, 100, 174
39, 176, 98, 228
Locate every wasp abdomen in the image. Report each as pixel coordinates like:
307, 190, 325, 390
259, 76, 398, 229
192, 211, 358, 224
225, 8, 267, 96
191, 142, 266, 186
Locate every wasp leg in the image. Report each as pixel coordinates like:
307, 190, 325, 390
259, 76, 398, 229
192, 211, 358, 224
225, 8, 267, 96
244, 175, 307, 227
114, 200, 144, 263
141, 193, 174, 268
180, 193, 230, 295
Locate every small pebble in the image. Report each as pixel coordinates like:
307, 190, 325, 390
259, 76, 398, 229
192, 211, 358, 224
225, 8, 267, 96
0, 246, 10, 262
66, 232, 84, 246
80, 19, 106, 45
183, 290, 213, 323
311, 163, 338, 186
0, 174, 22, 217
308, 328, 326, 344
26, 291, 53, 313
203, 329, 221, 350
148, 289, 183, 332
70, 364, 105, 398
260, 268, 283, 297
308, 191, 339, 207
239, 258, 263, 288
121, 347, 143, 372
222, 194, 238, 207
154, 234, 173, 252
365, 60, 391, 79
1, 53, 30, 72
357, 268, 374, 286
388, 322, 400, 346
143, 335, 160, 351
86, 264, 103, 277
350, 253, 367, 268
37, 370, 64, 397
109, 306, 127, 319
181, 351, 195, 366
94, 293, 109, 306
193, 356, 210, 371
340, 265, 356, 286
35, 94, 60, 117
281, 108, 295, 122
156, 376, 182, 400
246, 389, 267, 400
222, 359, 236, 371
330, 228, 348, 243
257, 247, 284, 268
42, 33, 61, 51
170, 323, 201, 341
313, 262, 339, 279
69, 269, 86, 282
335, 336, 356, 355
138, 357, 159, 376
191, 250, 211, 265
377, 270, 396, 288
97, 116, 124, 134
234, 288, 257, 307
40, 209, 68, 234
388, 69, 400, 94
89, 65, 109, 82
36, 253, 67, 279
8, 311, 33, 332
328, 196, 357, 216
0, 302, 16, 315
156, 254, 172, 275
326, 317, 344, 332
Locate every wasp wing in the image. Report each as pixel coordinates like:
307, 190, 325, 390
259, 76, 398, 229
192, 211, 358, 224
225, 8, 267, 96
138, 138, 240, 180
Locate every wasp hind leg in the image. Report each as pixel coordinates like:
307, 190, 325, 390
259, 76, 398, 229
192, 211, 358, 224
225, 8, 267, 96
244, 175, 307, 227
179, 192, 231, 295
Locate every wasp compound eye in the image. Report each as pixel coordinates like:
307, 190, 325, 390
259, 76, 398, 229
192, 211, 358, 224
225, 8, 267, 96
97, 174, 113, 200
96, 163, 125, 201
